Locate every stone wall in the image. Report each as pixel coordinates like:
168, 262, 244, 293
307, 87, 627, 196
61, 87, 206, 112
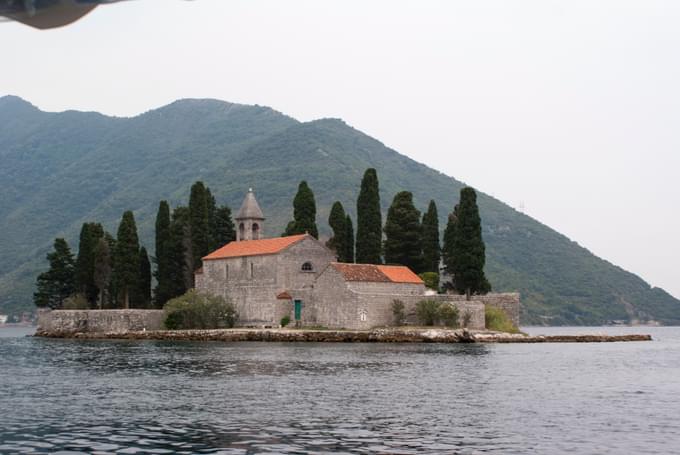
196, 237, 336, 327
309, 267, 488, 330
37, 309, 164, 336
440, 293, 520, 327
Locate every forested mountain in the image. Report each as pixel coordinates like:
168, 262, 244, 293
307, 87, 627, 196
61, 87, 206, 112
1, 95, 678, 325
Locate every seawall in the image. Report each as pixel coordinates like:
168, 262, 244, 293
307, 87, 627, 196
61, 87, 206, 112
37, 309, 163, 337
35, 326, 651, 343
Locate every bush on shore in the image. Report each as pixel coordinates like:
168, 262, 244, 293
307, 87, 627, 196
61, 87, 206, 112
392, 299, 405, 326
438, 304, 459, 328
418, 272, 439, 291
485, 306, 519, 333
415, 300, 440, 326
163, 290, 238, 330
63, 294, 89, 310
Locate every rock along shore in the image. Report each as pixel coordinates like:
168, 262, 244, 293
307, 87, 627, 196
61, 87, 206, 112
34, 327, 652, 343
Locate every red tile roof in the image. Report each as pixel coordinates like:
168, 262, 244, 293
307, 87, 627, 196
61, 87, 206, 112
332, 263, 390, 282
331, 263, 424, 284
377, 265, 424, 284
203, 234, 307, 260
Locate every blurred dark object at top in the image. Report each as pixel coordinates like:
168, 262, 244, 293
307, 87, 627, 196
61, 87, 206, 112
0, 0, 128, 29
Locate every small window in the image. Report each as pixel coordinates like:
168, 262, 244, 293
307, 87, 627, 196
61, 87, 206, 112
225, 264, 229, 281
250, 262, 254, 279
359, 309, 367, 322
301, 262, 313, 272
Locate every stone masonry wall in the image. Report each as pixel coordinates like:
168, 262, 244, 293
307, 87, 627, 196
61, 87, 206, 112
441, 293, 520, 327
196, 237, 336, 327
310, 267, 487, 330
37, 309, 164, 336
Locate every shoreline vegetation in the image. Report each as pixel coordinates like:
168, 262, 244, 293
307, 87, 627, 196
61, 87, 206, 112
33, 327, 652, 343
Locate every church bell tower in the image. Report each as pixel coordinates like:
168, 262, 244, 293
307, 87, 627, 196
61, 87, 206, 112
235, 188, 265, 241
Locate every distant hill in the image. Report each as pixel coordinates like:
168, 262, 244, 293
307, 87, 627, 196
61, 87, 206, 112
0, 95, 678, 325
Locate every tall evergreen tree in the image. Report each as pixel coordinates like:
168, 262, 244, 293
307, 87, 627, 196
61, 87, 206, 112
421, 200, 441, 273
214, 205, 236, 247
168, 206, 191, 296
327, 201, 347, 258
189, 181, 210, 269
114, 211, 140, 309
93, 236, 112, 309
284, 181, 319, 238
34, 238, 76, 309
205, 186, 218, 250
74, 222, 105, 307
136, 247, 152, 308
344, 214, 355, 263
447, 187, 490, 299
356, 168, 382, 264
154, 200, 173, 308
442, 205, 459, 290
383, 191, 423, 272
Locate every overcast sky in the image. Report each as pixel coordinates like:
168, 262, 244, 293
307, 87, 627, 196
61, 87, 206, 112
2, 0, 678, 298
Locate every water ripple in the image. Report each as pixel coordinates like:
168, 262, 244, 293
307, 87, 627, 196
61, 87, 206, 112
1, 327, 679, 454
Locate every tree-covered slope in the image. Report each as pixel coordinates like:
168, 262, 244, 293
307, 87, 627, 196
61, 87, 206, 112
0, 95, 677, 325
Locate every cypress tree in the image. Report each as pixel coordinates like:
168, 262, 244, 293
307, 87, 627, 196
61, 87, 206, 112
383, 191, 423, 273
114, 211, 140, 309
284, 181, 319, 238
168, 206, 191, 296
93, 236, 112, 309
189, 181, 210, 269
214, 205, 236, 247
356, 168, 382, 264
74, 222, 104, 307
327, 201, 347, 258
344, 215, 355, 263
154, 201, 173, 308
421, 200, 441, 273
136, 247, 152, 308
449, 187, 490, 299
206, 187, 218, 250
442, 205, 459, 291
34, 238, 76, 309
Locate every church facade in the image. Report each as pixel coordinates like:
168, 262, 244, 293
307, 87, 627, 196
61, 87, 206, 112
195, 190, 519, 330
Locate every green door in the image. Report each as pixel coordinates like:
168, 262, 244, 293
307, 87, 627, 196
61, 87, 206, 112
294, 300, 302, 321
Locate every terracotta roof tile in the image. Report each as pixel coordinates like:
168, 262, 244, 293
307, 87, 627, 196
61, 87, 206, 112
332, 263, 390, 282
377, 265, 424, 284
203, 234, 307, 260
276, 291, 292, 300
331, 263, 424, 284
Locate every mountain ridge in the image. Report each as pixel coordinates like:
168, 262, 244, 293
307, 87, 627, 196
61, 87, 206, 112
0, 95, 678, 325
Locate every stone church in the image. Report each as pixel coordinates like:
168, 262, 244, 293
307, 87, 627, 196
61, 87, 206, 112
195, 190, 519, 330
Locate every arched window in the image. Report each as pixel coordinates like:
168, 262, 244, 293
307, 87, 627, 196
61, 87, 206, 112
301, 262, 314, 272
239, 223, 245, 240
252, 223, 260, 240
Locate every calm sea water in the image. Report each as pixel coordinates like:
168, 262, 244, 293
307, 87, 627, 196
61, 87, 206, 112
1, 326, 679, 454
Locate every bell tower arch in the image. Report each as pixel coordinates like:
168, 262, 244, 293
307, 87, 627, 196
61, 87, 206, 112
235, 188, 265, 241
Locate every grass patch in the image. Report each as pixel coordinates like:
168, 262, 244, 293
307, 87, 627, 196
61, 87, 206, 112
485, 306, 520, 333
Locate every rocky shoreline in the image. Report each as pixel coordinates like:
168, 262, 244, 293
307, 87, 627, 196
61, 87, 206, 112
34, 327, 652, 343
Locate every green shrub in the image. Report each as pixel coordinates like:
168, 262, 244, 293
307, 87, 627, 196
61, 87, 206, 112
461, 310, 472, 328
416, 300, 440, 326
485, 306, 519, 333
280, 315, 291, 327
163, 290, 238, 330
63, 294, 89, 310
438, 304, 459, 328
418, 272, 440, 291
392, 299, 405, 326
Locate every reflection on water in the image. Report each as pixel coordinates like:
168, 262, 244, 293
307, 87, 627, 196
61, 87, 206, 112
0, 328, 679, 454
